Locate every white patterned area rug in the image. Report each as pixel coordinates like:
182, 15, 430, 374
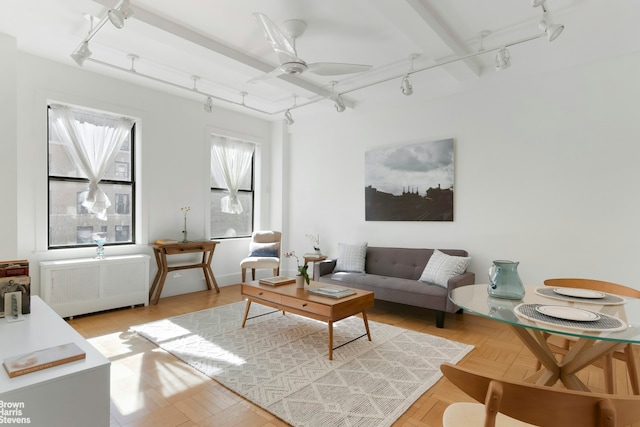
131, 301, 473, 427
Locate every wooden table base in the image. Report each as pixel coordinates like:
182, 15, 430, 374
149, 241, 220, 304
512, 325, 626, 391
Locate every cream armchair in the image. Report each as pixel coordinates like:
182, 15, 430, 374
240, 231, 282, 282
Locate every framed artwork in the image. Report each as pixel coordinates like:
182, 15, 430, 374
365, 138, 454, 221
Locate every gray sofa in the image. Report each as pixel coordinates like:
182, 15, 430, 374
313, 246, 475, 328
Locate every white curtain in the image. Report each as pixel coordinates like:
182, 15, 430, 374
49, 105, 134, 220
210, 136, 255, 214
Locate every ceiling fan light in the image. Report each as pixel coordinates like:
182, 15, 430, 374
203, 96, 213, 113
284, 110, 294, 125
334, 95, 346, 113
401, 75, 413, 96
71, 41, 92, 66
495, 47, 511, 71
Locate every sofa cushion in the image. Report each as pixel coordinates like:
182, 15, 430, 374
248, 241, 279, 257
419, 249, 471, 288
333, 242, 367, 273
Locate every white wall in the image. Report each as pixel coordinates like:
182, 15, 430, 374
283, 52, 640, 287
0, 34, 18, 259
12, 50, 274, 297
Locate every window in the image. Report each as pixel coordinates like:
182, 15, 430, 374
48, 105, 136, 249
210, 137, 255, 239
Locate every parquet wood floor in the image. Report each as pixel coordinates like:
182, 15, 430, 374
67, 284, 640, 427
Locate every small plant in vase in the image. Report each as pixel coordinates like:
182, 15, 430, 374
284, 251, 309, 287
180, 206, 190, 242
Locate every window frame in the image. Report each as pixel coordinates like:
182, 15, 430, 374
47, 106, 137, 249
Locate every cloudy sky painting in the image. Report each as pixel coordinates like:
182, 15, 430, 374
365, 138, 454, 196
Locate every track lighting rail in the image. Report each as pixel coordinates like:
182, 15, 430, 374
72, 2, 562, 121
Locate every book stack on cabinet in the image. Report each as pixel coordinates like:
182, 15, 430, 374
0, 260, 30, 318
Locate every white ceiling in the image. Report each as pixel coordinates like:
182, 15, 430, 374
2, 0, 639, 120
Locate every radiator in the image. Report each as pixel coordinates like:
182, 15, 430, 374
40, 254, 150, 318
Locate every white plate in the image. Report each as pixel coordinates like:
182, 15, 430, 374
535, 305, 600, 321
553, 287, 606, 299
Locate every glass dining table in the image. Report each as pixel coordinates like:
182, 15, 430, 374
450, 284, 640, 392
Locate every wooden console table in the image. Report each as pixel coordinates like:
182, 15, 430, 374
149, 241, 220, 304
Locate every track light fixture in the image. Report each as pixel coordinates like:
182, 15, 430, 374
283, 95, 297, 124
400, 75, 413, 96
108, 0, 134, 29
495, 47, 511, 71
283, 110, 294, 125
71, 41, 92, 66
400, 54, 417, 96
532, 0, 564, 42
203, 96, 213, 113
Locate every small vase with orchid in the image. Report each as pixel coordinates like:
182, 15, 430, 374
284, 251, 309, 285
180, 206, 190, 242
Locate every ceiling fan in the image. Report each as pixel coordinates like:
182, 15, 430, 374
250, 13, 372, 83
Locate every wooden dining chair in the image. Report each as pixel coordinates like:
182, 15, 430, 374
441, 362, 640, 427
539, 278, 640, 394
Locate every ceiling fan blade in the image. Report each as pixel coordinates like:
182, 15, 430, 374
247, 67, 286, 84
253, 13, 300, 65
306, 62, 372, 76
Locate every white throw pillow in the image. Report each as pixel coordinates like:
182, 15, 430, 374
419, 249, 471, 288
333, 242, 368, 273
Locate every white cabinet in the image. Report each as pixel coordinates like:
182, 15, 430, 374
40, 254, 150, 318
0, 297, 110, 426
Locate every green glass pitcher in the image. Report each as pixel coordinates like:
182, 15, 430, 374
488, 260, 525, 300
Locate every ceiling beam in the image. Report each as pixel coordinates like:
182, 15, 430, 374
369, 0, 480, 80
405, 0, 481, 78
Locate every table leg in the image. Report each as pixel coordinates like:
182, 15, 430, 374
241, 300, 252, 328
328, 321, 334, 360
200, 251, 213, 291
151, 252, 169, 305
203, 247, 220, 293
561, 339, 624, 378
148, 248, 162, 300
362, 311, 372, 341
512, 325, 625, 392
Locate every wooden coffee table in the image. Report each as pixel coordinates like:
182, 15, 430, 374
241, 280, 374, 360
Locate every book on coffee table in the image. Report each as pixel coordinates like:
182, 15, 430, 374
307, 286, 356, 299
3, 342, 86, 378
259, 276, 296, 286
